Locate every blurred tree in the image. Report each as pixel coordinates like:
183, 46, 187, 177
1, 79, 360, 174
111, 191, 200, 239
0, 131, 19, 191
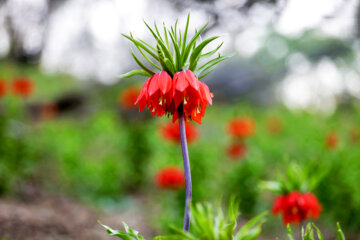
2, 0, 68, 63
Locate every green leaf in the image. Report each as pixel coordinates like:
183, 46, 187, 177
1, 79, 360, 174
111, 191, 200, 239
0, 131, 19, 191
235, 212, 267, 240
131, 51, 155, 75
196, 54, 233, 76
189, 36, 219, 71
286, 225, 295, 240
169, 31, 181, 71
122, 34, 159, 60
135, 45, 161, 70
182, 22, 209, 64
311, 223, 324, 240
99, 221, 136, 240
119, 69, 151, 79
336, 222, 345, 240
199, 42, 223, 60
198, 67, 215, 80
181, 13, 191, 55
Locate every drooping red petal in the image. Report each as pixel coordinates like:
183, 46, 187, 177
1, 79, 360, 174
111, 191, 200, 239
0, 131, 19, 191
199, 81, 213, 105
135, 80, 149, 111
175, 71, 189, 93
158, 71, 172, 95
185, 70, 200, 91
148, 73, 160, 97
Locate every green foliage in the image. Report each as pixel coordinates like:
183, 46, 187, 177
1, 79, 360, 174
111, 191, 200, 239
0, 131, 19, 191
100, 221, 145, 240
285, 223, 345, 240
101, 200, 267, 240
260, 160, 329, 194
122, 14, 230, 77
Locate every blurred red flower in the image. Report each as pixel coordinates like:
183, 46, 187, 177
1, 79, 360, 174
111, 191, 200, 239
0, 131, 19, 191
0, 79, 6, 97
325, 132, 338, 149
349, 127, 359, 144
40, 102, 58, 121
155, 166, 185, 190
160, 122, 198, 144
12, 77, 34, 97
226, 142, 247, 160
119, 86, 140, 109
227, 117, 256, 138
135, 70, 213, 124
272, 191, 322, 225
266, 116, 282, 135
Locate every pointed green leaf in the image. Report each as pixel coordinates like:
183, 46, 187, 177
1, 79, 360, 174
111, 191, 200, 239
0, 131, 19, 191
131, 51, 155, 75
122, 34, 159, 60
181, 13, 191, 54
119, 69, 151, 79
336, 222, 345, 240
189, 36, 219, 70
311, 223, 324, 240
182, 22, 209, 64
199, 42, 223, 61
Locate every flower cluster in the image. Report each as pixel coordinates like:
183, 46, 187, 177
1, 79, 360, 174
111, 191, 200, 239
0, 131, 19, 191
155, 166, 185, 190
135, 70, 213, 124
160, 122, 198, 144
0, 77, 34, 98
226, 117, 255, 160
272, 191, 322, 225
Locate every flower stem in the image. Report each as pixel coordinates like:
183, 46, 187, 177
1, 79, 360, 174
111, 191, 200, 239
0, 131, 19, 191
178, 110, 192, 232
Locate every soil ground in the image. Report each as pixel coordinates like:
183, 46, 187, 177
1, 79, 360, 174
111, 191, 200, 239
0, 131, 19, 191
0, 186, 155, 240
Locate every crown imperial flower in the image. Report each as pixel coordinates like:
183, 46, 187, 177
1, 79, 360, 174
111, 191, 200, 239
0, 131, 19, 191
122, 14, 229, 124
272, 191, 322, 225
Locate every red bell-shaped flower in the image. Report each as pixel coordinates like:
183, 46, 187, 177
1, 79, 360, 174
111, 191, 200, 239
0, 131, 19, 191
135, 71, 174, 117
272, 191, 322, 225
172, 70, 213, 124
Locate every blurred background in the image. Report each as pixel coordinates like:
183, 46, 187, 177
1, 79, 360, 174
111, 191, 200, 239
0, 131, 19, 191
1, 0, 360, 239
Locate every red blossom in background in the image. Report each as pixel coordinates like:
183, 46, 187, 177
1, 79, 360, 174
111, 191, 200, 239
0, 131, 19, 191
40, 102, 58, 121
325, 132, 338, 149
266, 116, 282, 135
226, 142, 247, 160
120, 86, 140, 109
135, 70, 213, 124
12, 77, 34, 98
349, 126, 359, 144
160, 122, 198, 144
155, 166, 185, 190
227, 117, 256, 139
272, 191, 322, 225
0, 79, 6, 98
